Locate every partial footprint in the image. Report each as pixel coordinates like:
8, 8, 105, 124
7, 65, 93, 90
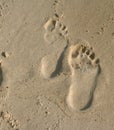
41, 18, 68, 79
41, 53, 58, 79
0, 61, 3, 86
66, 41, 100, 111
41, 43, 67, 79
44, 18, 68, 44
0, 111, 20, 129
0, 61, 8, 100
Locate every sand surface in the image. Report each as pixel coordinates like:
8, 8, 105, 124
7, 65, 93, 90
0, 0, 114, 130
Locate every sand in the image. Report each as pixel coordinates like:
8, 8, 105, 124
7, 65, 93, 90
0, 0, 114, 130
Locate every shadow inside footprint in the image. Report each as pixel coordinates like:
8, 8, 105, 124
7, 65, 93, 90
51, 44, 68, 78
80, 94, 93, 111
0, 66, 3, 86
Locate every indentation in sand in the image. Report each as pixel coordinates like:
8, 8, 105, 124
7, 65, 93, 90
0, 61, 3, 86
41, 18, 68, 79
44, 18, 68, 44
66, 40, 100, 111
0, 111, 20, 129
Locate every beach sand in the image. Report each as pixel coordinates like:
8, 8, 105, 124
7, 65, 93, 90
0, 0, 114, 129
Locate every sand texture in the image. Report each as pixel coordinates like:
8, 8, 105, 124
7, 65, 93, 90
0, 0, 114, 130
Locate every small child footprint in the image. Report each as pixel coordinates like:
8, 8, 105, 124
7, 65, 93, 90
66, 41, 100, 111
41, 18, 68, 79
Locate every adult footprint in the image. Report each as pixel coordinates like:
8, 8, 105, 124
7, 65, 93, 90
66, 42, 100, 111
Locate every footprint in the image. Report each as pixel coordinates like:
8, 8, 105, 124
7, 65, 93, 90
0, 61, 3, 86
41, 53, 58, 79
0, 61, 8, 100
41, 43, 67, 79
41, 18, 68, 79
44, 18, 68, 44
66, 41, 100, 111
0, 111, 20, 129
